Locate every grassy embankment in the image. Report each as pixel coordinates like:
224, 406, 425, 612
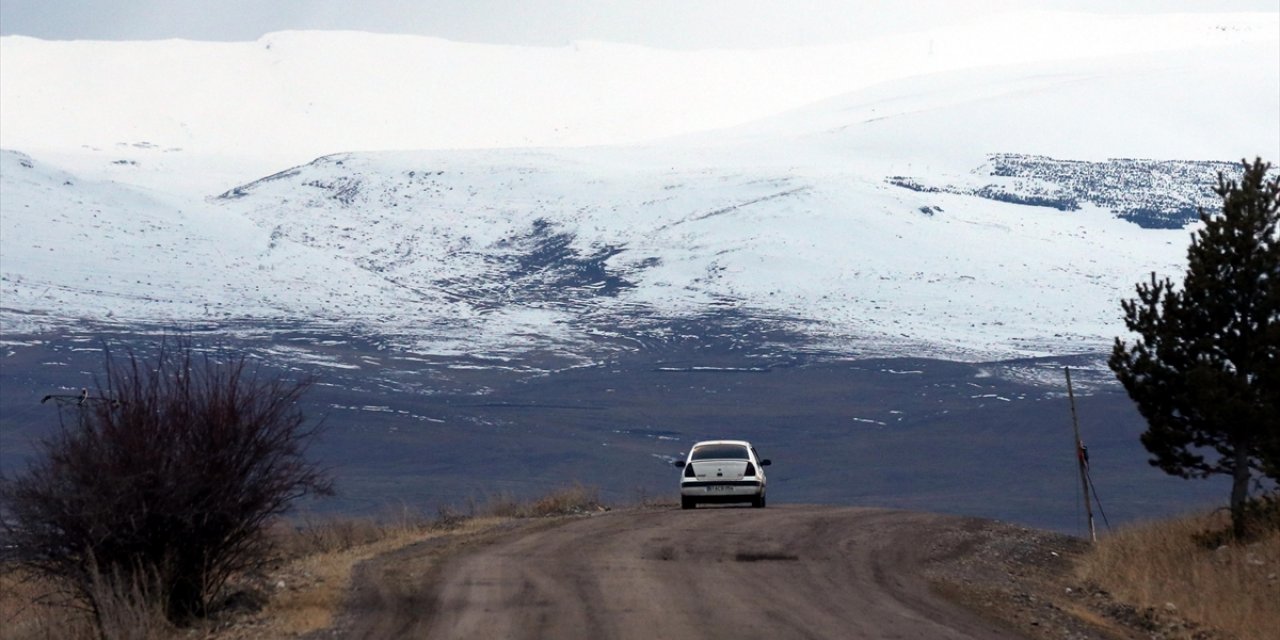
0, 484, 614, 640
1074, 507, 1279, 640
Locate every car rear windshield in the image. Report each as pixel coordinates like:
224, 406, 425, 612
691, 444, 750, 460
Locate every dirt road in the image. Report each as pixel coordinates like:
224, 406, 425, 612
329, 505, 1052, 639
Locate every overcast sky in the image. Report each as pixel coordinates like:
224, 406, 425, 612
1, 0, 1276, 48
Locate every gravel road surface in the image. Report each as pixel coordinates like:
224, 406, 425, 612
335, 505, 1033, 639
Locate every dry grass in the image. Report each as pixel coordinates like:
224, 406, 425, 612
472, 482, 606, 519
1075, 510, 1280, 640
0, 568, 172, 640
87, 569, 173, 640
1, 571, 90, 640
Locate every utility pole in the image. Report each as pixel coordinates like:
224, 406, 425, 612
1065, 367, 1096, 543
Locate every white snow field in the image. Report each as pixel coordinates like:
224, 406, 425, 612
1, 11, 1277, 361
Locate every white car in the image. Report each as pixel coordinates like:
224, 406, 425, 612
674, 440, 771, 509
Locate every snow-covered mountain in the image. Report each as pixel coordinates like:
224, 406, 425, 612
2, 11, 1278, 362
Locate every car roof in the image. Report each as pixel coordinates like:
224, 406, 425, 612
691, 440, 753, 447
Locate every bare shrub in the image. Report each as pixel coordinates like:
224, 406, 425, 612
467, 484, 605, 519
478, 491, 523, 518
0, 339, 332, 627
525, 483, 603, 517
433, 504, 470, 530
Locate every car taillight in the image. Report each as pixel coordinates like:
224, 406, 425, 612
744, 462, 756, 477
684, 463, 696, 478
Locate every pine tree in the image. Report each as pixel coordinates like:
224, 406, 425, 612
1109, 157, 1280, 539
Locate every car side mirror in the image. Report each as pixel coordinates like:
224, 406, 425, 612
760, 459, 772, 466
672, 459, 686, 468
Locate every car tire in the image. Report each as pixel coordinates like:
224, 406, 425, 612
681, 496, 696, 510
752, 494, 766, 508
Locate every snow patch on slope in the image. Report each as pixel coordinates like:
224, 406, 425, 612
1, 11, 1277, 361
203, 147, 1192, 360
0, 150, 469, 341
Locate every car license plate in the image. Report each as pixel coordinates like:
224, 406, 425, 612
707, 485, 733, 492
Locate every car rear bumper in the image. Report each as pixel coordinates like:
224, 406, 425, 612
680, 480, 764, 499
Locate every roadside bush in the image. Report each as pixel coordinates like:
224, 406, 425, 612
0, 339, 332, 627
526, 483, 603, 516
470, 484, 605, 519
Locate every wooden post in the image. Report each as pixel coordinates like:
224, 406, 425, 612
1065, 367, 1096, 543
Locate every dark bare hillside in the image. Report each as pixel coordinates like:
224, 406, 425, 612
0, 323, 1225, 534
